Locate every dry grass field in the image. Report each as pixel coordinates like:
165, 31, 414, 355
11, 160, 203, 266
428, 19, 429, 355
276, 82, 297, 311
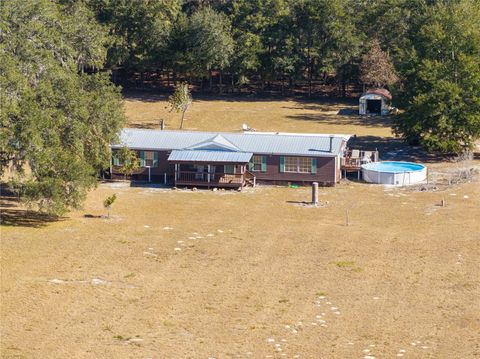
124, 93, 392, 137
1, 94, 480, 358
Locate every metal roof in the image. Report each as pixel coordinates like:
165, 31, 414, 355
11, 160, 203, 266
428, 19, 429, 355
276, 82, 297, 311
361, 88, 392, 100
168, 150, 253, 163
187, 134, 240, 151
112, 128, 351, 157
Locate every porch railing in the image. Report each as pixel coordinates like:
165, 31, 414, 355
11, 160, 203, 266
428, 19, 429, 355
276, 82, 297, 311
176, 171, 244, 184
245, 170, 256, 186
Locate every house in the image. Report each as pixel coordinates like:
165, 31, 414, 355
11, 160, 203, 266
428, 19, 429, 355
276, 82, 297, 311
110, 128, 354, 188
359, 88, 392, 116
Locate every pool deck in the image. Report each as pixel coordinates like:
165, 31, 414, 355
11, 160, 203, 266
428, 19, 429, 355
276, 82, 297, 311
341, 149, 379, 179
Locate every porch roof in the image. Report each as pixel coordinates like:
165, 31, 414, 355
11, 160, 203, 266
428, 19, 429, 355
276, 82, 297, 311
168, 150, 253, 163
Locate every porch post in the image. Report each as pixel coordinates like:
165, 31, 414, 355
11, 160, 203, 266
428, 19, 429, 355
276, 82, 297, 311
174, 163, 178, 185
207, 165, 210, 188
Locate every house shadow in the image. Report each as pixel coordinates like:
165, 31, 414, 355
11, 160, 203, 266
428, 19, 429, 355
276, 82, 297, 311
129, 182, 170, 189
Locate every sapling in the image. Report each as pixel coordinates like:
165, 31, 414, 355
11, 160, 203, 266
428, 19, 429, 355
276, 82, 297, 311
103, 194, 117, 218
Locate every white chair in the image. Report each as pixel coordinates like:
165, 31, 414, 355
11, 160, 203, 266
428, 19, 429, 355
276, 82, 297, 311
362, 151, 373, 163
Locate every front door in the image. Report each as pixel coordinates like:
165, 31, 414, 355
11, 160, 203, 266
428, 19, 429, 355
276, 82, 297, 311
195, 165, 205, 180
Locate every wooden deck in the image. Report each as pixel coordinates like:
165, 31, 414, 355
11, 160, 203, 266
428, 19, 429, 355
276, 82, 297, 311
341, 149, 379, 178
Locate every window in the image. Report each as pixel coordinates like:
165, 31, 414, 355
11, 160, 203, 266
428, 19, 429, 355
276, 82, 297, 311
281, 156, 316, 174
140, 151, 158, 167
224, 164, 235, 174
145, 151, 154, 167
249, 155, 266, 172
112, 151, 122, 166
284, 156, 299, 172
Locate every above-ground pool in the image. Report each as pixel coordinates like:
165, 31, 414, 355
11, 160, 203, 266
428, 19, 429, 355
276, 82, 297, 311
362, 161, 427, 185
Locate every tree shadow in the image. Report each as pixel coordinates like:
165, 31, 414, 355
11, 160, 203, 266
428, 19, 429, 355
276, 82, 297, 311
0, 195, 63, 228
286, 112, 393, 129
123, 89, 360, 104
0, 209, 62, 228
349, 135, 445, 163
84, 214, 102, 218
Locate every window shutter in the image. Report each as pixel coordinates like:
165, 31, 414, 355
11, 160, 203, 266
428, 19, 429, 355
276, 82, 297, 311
139, 151, 146, 167
311, 158, 317, 174
248, 161, 254, 171
153, 151, 158, 167
279, 156, 285, 173
261, 156, 267, 172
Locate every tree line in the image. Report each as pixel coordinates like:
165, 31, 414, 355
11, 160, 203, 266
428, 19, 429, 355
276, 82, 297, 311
1, 0, 479, 215
87, 0, 480, 153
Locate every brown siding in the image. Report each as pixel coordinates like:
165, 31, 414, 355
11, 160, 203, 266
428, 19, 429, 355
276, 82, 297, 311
251, 154, 337, 185
111, 150, 338, 185
111, 150, 175, 182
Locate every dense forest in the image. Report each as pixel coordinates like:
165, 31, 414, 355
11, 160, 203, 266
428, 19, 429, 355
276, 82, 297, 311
1, 0, 479, 214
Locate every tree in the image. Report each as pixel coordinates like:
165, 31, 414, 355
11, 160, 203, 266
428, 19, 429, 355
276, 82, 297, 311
168, 83, 193, 129
0, 0, 126, 215
290, 0, 360, 97
360, 39, 399, 89
116, 147, 139, 179
103, 193, 117, 218
187, 6, 234, 89
394, 0, 480, 153
87, 0, 181, 82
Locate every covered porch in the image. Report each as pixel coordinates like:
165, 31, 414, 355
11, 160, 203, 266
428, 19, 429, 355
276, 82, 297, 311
168, 150, 255, 189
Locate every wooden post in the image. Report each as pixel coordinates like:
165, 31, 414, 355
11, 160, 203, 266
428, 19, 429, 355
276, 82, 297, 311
164, 173, 167, 185
207, 165, 211, 187
312, 182, 319, 205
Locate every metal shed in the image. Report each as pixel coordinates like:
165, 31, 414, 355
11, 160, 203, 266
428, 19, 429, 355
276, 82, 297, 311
359, 89, 392, 116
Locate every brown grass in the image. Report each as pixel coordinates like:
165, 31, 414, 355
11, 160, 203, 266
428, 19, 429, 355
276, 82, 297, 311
1, 95, 479, 358
124, 93, 393, 137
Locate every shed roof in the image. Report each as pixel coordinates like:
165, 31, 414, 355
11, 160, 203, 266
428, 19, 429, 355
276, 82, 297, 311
361, 88, 392, 100
168, 150, 253, 163
112, 128, 351, 157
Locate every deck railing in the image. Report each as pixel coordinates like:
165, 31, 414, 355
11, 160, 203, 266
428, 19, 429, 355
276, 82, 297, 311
176, 171, 244, 185
342, 149, 379, 169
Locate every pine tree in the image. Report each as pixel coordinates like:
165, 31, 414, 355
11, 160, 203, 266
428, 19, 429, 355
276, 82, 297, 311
360, 39, 399, 89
